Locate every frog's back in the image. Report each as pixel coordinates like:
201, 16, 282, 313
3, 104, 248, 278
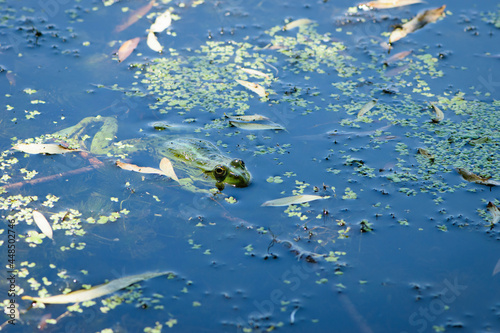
163, 138, 228, 171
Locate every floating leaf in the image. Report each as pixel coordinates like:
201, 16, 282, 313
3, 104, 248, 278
117, 37, 141, 62
147, 32, 163, 52
457, 168, 500, 186
487, 202, 500, 225
115, 0, 156, 32
32, 211, 53, 240
389, 5, 446, 44
229, 121, 284, 131
225, 114, 269, 122
235, 79, 268, 98
159, 158, 179, 182
357, 100, 377, 118
262, 195, 329, 207
430, 103, 444, 123
383, 50, 412, 65
13, 143, 79, 155
22, 272, 168, 304
360, 0, 424, 9
493, 258, 500, 276
149, 10, 172, 33
239, 67, 270, 79
116, 160, 167, 176
283, 18, 314, 31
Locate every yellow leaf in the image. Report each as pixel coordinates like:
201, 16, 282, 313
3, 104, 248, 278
32, 211, 53, 240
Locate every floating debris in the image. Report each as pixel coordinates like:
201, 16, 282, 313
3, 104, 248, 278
32, 211, 53, 240
262, 195, 329, 207
357, 100, 377, 118
283, 18, 314, 31
235, 79, 268, 98
22, 272, 169, 304
117, 37, 141, 62
13, 143, 80, 155
360, 0, 424, 10
430, 103, 444, 123
159, 157, 179, 182
457, 168, 500, 186
149, 10, 172, 33
389, 5, 446, 44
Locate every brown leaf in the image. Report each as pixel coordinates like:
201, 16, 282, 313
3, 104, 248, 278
487, 202, 500, 225
117, 37, 141, 62
383, 50, 412, 65
457, 168, 500, 186
389, 5, 446, 44
115, 0, 156, 33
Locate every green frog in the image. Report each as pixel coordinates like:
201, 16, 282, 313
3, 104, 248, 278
53, 116, 251, 192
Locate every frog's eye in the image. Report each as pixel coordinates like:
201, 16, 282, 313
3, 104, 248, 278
213, 165, 228, 182
231, 159, 245, 168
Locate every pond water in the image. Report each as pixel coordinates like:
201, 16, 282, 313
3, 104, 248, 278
0, 0, 499, 332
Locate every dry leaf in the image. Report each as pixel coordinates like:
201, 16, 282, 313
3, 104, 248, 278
383, 50, 412, 65
283, 18, 314, 31
493, 258, 500, 276
32, 211, 53, 240
487, 202, 500, 225
262, 195, 329, 207
149, 10, 172, 33
117, 37, 141, 62
361, 0, 424, 9
235, 79, 268, 98
430, 103, 444, 123
147, 32, 163, 52
115, 0, 156, 32
357, 100, 377, 118
229, 121, 284, 131
13, 143, 79, 155
239, 67, 270, 79
159, 157, 179, 182
457, 168, 500, 186
389, 5, 446, 44
22, 272, 168, 304
225, 114, 269, 122
116, 160, 166, 176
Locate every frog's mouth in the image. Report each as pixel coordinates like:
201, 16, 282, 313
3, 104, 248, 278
212, 161, 251, 188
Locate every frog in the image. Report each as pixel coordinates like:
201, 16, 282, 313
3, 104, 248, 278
52, 116, 251, 192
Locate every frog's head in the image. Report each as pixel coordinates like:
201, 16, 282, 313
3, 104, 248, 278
212, 159, 251, 188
